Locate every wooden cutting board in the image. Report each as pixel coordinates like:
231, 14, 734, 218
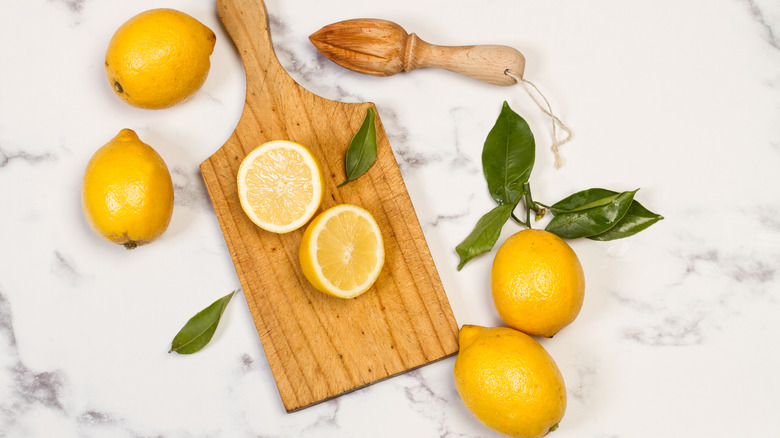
200, 0, 459, 412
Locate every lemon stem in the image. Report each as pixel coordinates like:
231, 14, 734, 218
123, 242, 138, 250
523, 182, 546, 223
510, 211, 528, 228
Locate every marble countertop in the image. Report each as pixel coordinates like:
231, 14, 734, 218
2, 0, 779, 436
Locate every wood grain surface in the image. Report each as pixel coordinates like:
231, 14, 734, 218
200, 0, 459, 412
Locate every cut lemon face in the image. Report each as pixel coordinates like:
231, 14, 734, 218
237, 140, 324, 233
299, 204, 385, 299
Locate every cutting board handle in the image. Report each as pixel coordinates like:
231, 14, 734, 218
217, 0, 295, 93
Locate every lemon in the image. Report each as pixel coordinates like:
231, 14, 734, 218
491, 229, 585, 337
82, 129, 174, 249
299, 204, 385, 299
237, 140, 324, 233
454, 325, 566, 438
105, 8, 216, 109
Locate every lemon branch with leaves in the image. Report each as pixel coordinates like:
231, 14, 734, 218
456, 102, 663, 270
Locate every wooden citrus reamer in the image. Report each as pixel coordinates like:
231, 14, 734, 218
310, 18, 571, 166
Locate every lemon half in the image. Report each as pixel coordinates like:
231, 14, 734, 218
299, 204, 385, 299
237, 140, 324, 234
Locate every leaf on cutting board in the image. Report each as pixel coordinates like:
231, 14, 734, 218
455, 203, 515, 270
339, 106, 377, 187
169, 291, 235, 355
482, 101, 535, 206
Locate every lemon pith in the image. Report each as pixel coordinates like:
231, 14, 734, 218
82, 129, 174, 249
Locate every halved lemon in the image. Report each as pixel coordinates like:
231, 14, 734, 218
299, 204, 385, 299
237, 140, 324, 233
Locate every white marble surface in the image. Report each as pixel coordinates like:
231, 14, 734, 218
2, 0, 780, 436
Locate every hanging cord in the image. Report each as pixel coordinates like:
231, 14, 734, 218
505, 69, 572, 168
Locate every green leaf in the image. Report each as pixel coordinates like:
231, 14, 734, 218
169, 291, 235, 355
588, 199, 663, 241
339, 106, 377, 187
455, 204, 515, 270
547, 188, 663, 240
482, 101, 535, 206
549, 188, 621, 215
546, 190, 637, 239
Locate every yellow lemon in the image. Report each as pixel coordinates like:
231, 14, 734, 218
454, 325, 566, 438
299, 204, 384, 299
82, 129, 174, 249
105, 8, 216, 109
237, 140, 324, 233
491, 229, 585, 337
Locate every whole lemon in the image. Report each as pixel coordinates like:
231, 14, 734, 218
82, 129, 174, 249
491, 229, 584, 337
105, 8, 216, 109
454, 325, 566, 438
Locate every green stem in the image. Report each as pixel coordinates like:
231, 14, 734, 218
523, 182, 547, 222
525, 193, 532, 227
510, 212, 528, 228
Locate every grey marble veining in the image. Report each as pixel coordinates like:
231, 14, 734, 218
1, 0, 780, 437
743, 0, 780, 49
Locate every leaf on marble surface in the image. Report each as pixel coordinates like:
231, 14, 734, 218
545, 190, 637, 239
455, 102, 663, 270
455, 204, 515, 270
482, 101, 535, 206
587, 198, 664, 241
545, 188, 663, 240
169, 291, 235, 355
339, 106, 377, 187
548, 188, 621, 215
